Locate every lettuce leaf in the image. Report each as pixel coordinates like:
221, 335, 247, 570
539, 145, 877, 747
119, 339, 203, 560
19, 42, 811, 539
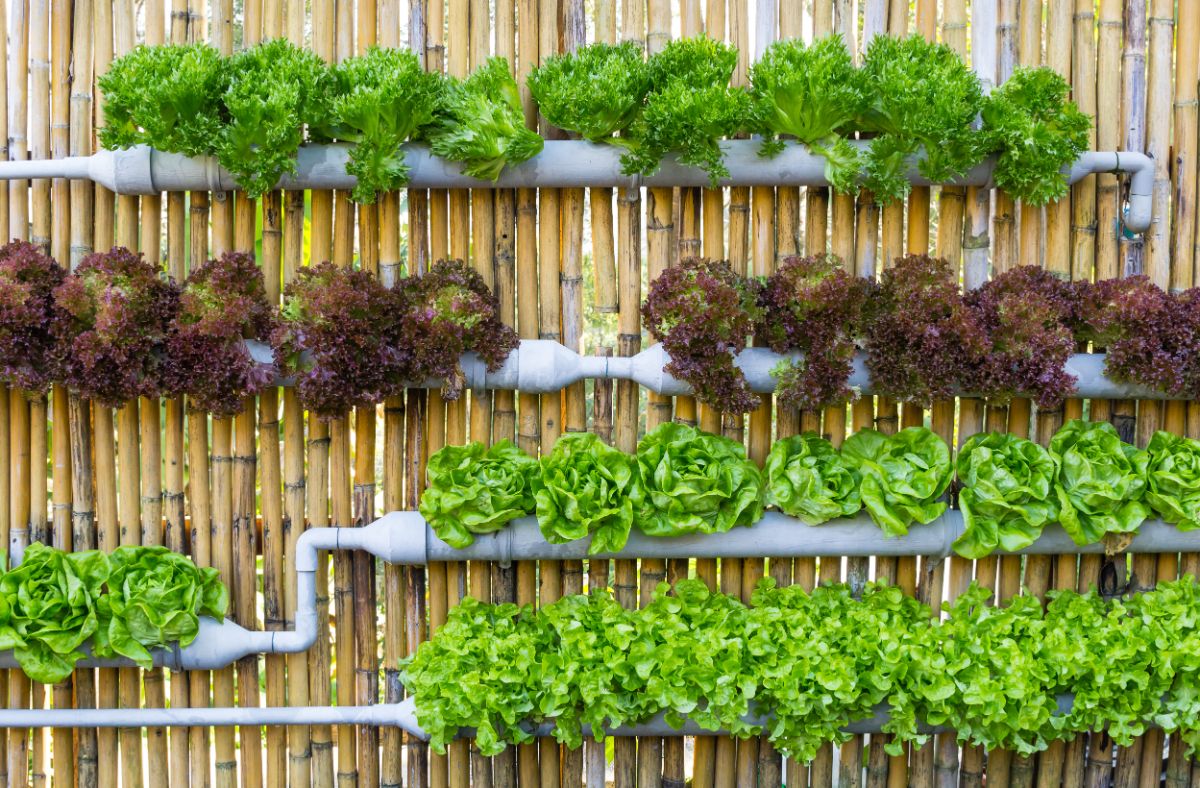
1145, 430, 1200, 531
765, 432, 860, 524
953, 432, 1058, 559
841, 427, 952, 536
527, 42, 649, 143
1049, 419, 1150, 546
420, 440, 539, 548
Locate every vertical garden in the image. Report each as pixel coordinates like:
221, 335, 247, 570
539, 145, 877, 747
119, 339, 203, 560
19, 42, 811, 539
0, 0, 1199, 786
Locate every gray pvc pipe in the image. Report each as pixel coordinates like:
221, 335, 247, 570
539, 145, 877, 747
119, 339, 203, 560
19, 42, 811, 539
0, 143, 1154, 231
247, 338, 1181, 401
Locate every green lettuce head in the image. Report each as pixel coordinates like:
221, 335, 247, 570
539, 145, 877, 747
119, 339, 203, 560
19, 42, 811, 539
953, 432, 1058, 559
637, 422, 765, 536
0, 544, 111, 684
1049, 419, 1150, 546
765, 432, 860, 524
420, 440, 539, 548
841, 426, 952, 537
534, 432, 642, 554
1145, 430, 1200, 531
93, 545, 228, 668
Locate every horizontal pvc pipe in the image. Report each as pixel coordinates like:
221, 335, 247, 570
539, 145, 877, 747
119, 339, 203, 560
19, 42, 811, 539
246, 338, 1183, 401
0, 143, 1153, 231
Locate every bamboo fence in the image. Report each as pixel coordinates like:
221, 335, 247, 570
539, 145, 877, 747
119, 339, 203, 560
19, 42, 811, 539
0, 0, 1198, 786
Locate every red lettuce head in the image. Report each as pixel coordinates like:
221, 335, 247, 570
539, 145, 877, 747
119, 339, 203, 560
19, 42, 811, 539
0, 240, 66, 391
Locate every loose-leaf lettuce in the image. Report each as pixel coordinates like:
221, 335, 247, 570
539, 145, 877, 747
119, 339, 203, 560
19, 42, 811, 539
0, 240, 66, 391
636, 422, 765, 536
749, 34, 867, 194
981, 66, 1091, 205
326, 47, 444, 203
533, 432, 642, 554
92, 545, 228, 668
98, 43, 227, 156
765, 433, 860, 524
1145, 430, 1200, 531
1049, 419, 1150, 546
841, 427, 952, 536
0, 544, 111, 684
429, 57, 545, 181
420, 440, 539, 548
527, 42, 649, 143
952, 432, 1058, 559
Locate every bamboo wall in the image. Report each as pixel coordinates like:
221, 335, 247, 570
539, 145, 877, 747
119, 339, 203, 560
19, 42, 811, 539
2, 0, 1199, 786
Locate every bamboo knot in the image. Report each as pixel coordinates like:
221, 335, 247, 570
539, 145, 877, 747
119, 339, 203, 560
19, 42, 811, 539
308, 437, 332, 448
140, 495, 162, 505
539, 331, 561, 341
284, 481, 307, 491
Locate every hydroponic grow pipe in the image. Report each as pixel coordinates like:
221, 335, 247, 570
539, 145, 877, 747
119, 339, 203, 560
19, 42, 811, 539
246, 338, 1186, 401
0, 142, 1153, 231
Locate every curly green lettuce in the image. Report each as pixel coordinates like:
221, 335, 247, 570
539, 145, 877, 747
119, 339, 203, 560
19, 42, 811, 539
1049, 419, 1150, 546
765, 433, 860, 524
533, 432, 642, 554
326, 47, 444, 203
0, 544, 111, 684
636, 422, 765, 536
749, 34, 867, 194
841, 427, 952, 537
1145, 430, 1200, 531
429, 57, 545, 181
92, 545, 228, 668
952, 432, 1058, 559
420, 440, 539, 548
527, 42, 650, 142
981, 66, 1091, 205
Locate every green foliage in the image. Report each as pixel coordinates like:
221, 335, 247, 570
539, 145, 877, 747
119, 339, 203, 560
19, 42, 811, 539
429, 57, 545, 181
402, 576, 1200, 761
981, 66, 1091, 205
99, 43, 227, 157
327, 47, 444, 202
764, 433, 861, 525
749, 34, 867, 193
527, 42, 650, 142
1145, 430, 1200, 531
1050, 419, 1150, 545
953, 432, 1059, 559
0, 544, 110, 684
216, 39, 334, 198
841, 427, 953, 537
636, 422, 765, 536
858, 35, 986, 202
622, 37, 752, 187
420, 440, 539, 548
533, 432, 643, 554
92, 546, 228, 668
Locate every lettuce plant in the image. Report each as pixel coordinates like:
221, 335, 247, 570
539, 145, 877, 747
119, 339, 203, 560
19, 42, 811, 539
98, 42, 227, 157
272, 262, 406, 417
52, 246, 179, 405
429, 57, 545, 180
865, 254, 986, 406
964, 266, 1078, 408
92, 545, 228, 668
1144, 430, 1200, 531
325, 47, 444, 202
420, 440, 539, 548
217, 38, 334, 197
841, 426, 952, 537
527, 42, 650, 143
756, 254, 874, 410
765, 433, 861, 524
0, 240, 66, 391
533, 432, 642, 554
981, 66, 1091, 205
953, 432, 1058, 559
636, 422, 765, 536
164, 251, 276, 416
398, 258, 518, 401
0, 544, 111, 684
857, 35, 986, 202
1049, 419, 1150, 546
622, 37, 752, 186
642, 257, 761, 413
749, 34, 867, 194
